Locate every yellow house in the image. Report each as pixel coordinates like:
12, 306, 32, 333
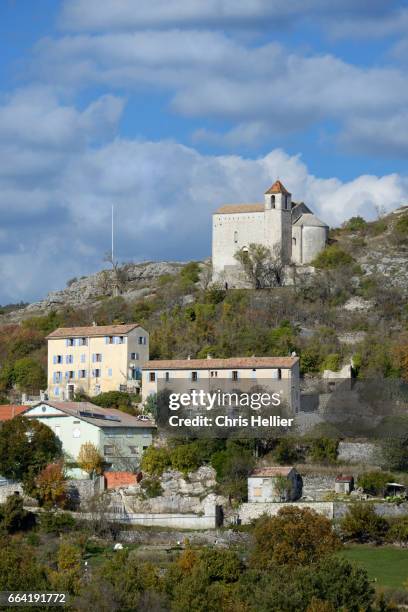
47, 323, 149, 400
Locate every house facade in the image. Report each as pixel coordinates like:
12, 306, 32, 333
23, 401, 155, 471
46, 324, 149, 400
212, 180, 328, 286
142, 356, 300, 413
248, 466, 303, 502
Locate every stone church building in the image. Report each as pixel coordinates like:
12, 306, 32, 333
212, 180, 328, 285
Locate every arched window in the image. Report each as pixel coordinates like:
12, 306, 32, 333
271, 195, 276, 208
234, 230, 238, 244
292, 237, 296, 246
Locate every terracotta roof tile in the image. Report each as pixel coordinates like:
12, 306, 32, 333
265, 180, 290, 195
0, 405, 27, 421
46, 323, 142, 340
251, 466, 294, 477
144, 356, 299, 370
214, 203, 264, 215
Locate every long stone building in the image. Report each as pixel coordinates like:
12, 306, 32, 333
212, 180, 328, 286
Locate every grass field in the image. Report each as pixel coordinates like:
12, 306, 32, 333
340, 545, 408, 589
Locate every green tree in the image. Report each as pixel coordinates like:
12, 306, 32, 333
211, 444, 255, 501
12, 358, 47, 392
0, 493, 35, 533
170, 443, 201, 474
140, 446, 171, 476
357, 471, 394, 497
0, 417, 62, 482
341, 503, 389, 543
308, 437, 338, 464
251, 507, 341, 569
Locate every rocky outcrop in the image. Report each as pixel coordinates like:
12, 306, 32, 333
2, 261, 186, 321
108, 466, 226, 515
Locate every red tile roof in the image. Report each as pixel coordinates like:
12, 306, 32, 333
251, 466, 294, 477
0, 405, 27, 421
144, 356, 299, 370
265, 180, 290, 195
335, 475, 354, 482
46, 323, 141, 340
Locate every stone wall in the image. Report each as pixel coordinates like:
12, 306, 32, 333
337, 441, 383, 465
333, 502, 408, 521
302, 475, 336, 501
238, 501, 334, 523
118, 529, 250, 547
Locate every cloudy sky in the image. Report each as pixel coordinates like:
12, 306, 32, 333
1, 0, 408, 303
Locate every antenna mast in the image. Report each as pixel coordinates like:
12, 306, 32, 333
111, 204, 114, 263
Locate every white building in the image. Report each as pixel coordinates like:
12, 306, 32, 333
212, 180, 328, 286
248, 466, 302, 502
142, 356, 300, 413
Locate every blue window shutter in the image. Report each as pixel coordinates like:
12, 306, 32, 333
52, 373, 56, 383
92, 354, 95, 363
105, 336, 109, 344
53, 356, 57, 364
65, 339, 69, 347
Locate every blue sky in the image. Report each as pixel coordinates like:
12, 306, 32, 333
0, 0, 408, 303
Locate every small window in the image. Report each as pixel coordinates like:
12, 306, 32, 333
253, 486, 262, 497
143, 446, 148, 451
108, 368, 113, 377
191, 371, 198, 382
277, 368, 282, 380
292, 237, 296, 246
210, 371, 218, 378
234, 230, 238, 244
130, 352, 139, 360
138, 336, 147, 345
165, 372, 170, 382
129, 445, 138, 455
92, 369, 101, 378
104, 445, 114, 456
232, 370, 238, 381
271, 195, 275, 208
149, 372, 156, 382
78, 370, 86, 379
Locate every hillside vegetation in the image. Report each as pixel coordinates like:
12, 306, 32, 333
0, 208, 407, 397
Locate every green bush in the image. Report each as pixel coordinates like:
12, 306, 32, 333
357, 471, 394, 496
312, 244, 354, 269
321, 353, 341, 372
308, 437, 338, 464
39, 511, 76, 533
387, 516, 408, 546
140, 446, 171, 476
0, 494, 36, 534
344, 216, 367, 232
170, 443, 201, 474
140, 477, 163, 498
341, 503, 389, 542
273, 438, 300, 465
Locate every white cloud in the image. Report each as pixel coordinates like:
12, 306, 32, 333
0, 118, 406, 303
31, 30, 408, 153
59, 0, 394, 32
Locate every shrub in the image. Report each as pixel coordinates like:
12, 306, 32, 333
321, 353, 341, 372
344, 216, 367, 232
312, 245, 354, 269
357, 471, 394, 497
170, 443, 201, 474
308, 437, 338, 464
140, 477, 163, 498
340, 503, 388, 542
251, 506, 340, 569
140, 446, 171, 476
39, 511, 76, 534
273, 438, 300, 465
387, 516, 408, 546
0, 493, 36, 533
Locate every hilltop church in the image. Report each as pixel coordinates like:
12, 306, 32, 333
212, 180, 329, 285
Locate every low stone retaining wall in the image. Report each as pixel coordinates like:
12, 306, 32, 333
80, 510, 219, 529
238, 501, 334, 523
118, 529, 251, 546
333, 501, 408, 520
337, 441, 382, 465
